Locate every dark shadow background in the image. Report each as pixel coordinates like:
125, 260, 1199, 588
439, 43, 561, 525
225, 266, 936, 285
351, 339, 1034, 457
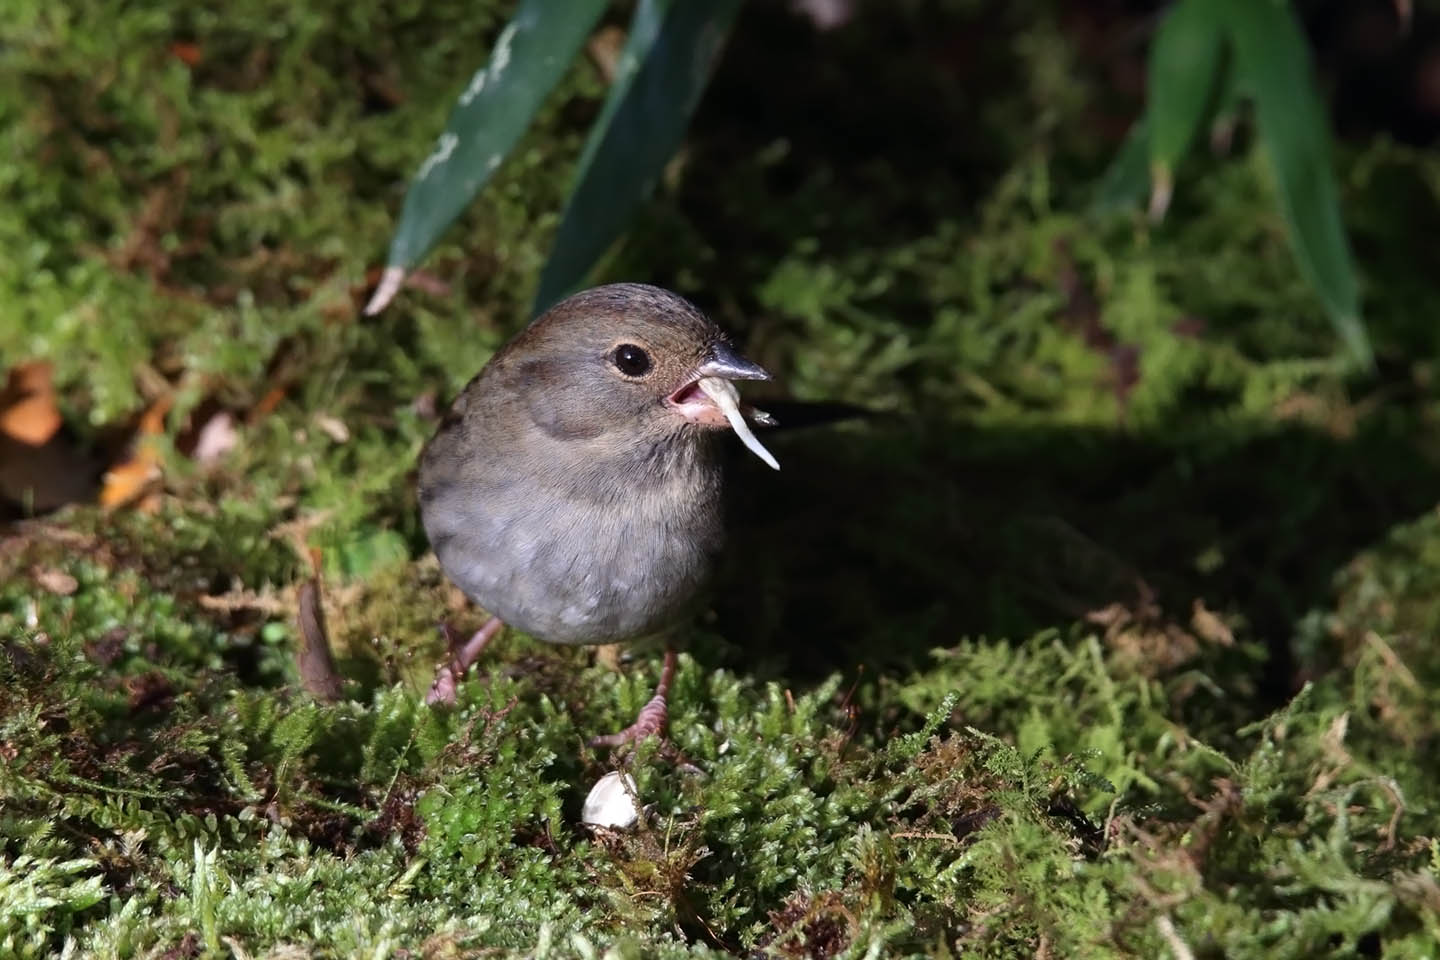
615, 0, 1440, 711
711, 415, 1439, 710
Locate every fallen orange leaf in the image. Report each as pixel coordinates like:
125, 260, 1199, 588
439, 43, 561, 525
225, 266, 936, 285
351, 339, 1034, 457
0, 362, 62, 446
100, 394, 172, 509
98, 459, 163, 509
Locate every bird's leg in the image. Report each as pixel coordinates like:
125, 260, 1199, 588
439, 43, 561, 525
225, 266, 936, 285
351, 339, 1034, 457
425, 617, 503, 706
588, 646, 677, 749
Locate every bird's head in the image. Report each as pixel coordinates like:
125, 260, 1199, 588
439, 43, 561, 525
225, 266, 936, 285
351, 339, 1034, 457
495, 283, 780, 470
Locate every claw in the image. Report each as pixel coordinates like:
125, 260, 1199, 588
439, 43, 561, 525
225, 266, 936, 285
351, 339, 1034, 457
588, 647, 677, 749
425, 617, 503, 706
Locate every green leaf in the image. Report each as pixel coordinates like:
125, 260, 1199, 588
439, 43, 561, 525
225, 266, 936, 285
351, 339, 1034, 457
367, 0, 608, 314
578, 0, 671, 170
1207, 59, 1247, 156
1146, 0, 1226, 219
532, 0, 743, 316
1220, 0, 1371, 369
1092, 116, 1151, 215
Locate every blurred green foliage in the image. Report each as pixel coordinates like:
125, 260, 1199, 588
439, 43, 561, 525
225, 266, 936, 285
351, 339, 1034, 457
375, 0, 742, 317
1102, 0, 1369, 368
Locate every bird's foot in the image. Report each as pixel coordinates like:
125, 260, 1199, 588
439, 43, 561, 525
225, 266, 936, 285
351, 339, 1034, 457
588, 647, 677, 750
588, 692, 669, 748
425, 617, 503, 706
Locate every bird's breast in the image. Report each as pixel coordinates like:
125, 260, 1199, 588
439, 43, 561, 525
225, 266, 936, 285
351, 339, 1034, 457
420, 442, 723, 645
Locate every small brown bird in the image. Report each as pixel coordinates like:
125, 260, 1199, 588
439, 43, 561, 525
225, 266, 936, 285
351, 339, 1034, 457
417, 283, 778, 746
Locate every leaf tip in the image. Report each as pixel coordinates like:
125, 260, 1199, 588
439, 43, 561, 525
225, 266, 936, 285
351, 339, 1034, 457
1339, 315, 1375, 373
364, 267, 406, 316
1148, 164, 1174, 223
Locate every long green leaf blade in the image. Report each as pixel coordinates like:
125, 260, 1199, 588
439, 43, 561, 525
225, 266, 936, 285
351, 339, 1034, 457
1092, 116, 1151, 215
578, 0, 670, 170
366, 0, 608, 315
1221, 0, 1371, 369
1146, 0, 1225, 220
532, 0, 742, 316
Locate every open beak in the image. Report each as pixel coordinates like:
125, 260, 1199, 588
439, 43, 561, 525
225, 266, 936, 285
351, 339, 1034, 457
667, 342, 781, 470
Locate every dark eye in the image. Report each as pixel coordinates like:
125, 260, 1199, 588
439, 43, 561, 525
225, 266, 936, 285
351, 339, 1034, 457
611, 343, 652, 377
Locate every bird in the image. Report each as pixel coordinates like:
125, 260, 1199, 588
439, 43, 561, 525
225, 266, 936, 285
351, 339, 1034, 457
416, 282, 779, 747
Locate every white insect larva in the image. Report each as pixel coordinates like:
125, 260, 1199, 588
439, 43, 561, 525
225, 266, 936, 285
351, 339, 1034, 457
696, 377, 781, 471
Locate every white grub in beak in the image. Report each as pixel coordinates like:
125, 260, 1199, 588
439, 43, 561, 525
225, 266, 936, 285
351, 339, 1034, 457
668, 377, 780, 470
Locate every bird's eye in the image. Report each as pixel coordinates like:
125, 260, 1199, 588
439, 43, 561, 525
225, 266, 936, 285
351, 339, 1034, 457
611, 343, 652, 377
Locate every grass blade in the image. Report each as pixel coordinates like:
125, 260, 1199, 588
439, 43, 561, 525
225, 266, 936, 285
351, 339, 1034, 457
1146, 0, 1225, 220
532, 0, 743, 316
366, 0, 608, 315
1221, 0, 1371, 369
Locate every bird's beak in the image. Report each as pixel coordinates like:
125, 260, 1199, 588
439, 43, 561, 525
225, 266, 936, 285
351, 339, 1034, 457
667, 342, 780, 470
694, 342, 771, 383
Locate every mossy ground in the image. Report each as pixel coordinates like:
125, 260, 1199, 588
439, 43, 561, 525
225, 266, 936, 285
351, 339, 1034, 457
4, 1, 1440, 956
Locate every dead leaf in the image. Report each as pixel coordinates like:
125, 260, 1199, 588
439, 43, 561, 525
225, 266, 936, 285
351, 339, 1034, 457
100, 394, 172, 509
98, 460, 162, 509
0, 363, 100, 513
1090, 601, 1200, 677
199, 584, 290, 616
314, 414, 349, 444
269, 510, 334, 569
1190, 599, 1235, 647
1320, 711, 1352, 766
33, 567, 78, 595
0, 362, 62, 446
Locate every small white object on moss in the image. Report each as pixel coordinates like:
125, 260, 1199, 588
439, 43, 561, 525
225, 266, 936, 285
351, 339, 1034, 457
581, 771, 640, 829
